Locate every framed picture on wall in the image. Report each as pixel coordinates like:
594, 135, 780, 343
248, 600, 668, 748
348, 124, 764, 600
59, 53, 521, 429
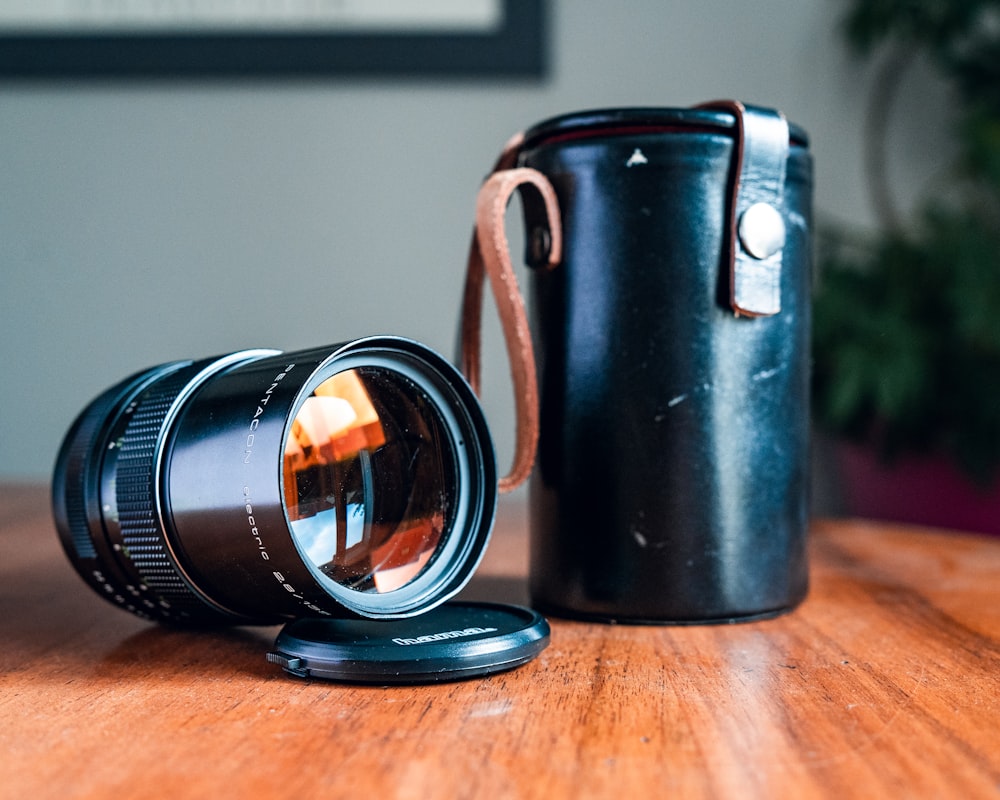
0, 0, 547, 79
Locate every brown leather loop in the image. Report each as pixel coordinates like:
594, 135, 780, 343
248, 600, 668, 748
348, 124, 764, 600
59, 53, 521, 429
460, 164, 561, 493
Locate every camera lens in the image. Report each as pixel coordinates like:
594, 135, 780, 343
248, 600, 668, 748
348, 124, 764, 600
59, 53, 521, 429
52, 337, 497, 626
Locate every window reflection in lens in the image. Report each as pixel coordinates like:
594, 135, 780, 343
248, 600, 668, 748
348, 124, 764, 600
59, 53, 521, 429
283, 368, 452, 594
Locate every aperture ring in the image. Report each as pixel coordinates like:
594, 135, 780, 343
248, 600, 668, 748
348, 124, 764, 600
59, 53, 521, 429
60, 398, 108, 561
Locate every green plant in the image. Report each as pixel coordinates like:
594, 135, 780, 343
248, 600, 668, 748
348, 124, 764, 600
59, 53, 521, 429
812, 0, 1000, 484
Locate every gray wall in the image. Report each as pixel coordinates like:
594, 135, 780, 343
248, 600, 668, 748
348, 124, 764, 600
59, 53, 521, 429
0, 0, 951, 480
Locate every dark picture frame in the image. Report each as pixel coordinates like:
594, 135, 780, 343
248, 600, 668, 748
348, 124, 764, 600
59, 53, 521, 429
0, 0, 546, 79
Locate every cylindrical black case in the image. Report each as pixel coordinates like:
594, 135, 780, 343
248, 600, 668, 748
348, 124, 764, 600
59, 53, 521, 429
519, 106, 812, 623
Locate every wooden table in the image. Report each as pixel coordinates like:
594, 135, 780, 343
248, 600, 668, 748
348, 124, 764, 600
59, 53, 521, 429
2, 482, 999, 799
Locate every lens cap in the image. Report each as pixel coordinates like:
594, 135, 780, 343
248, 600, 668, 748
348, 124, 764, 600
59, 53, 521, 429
267, 602, 549, 684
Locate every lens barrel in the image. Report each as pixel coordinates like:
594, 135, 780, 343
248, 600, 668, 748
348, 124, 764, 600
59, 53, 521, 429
52, 337, 497, 626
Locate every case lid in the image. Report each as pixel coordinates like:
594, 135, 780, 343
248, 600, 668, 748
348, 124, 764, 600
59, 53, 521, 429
267, 601, 549, 684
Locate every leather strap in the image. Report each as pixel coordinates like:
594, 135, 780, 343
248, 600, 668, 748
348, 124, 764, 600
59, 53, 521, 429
701, 101, 790, 317
459, 161, 561, 494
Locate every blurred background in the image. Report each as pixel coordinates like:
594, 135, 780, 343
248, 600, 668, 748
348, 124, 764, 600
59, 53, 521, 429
0, 0, 955, 508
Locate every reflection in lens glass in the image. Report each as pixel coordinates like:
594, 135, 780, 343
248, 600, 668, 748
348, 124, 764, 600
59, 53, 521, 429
283, 367, 453, 594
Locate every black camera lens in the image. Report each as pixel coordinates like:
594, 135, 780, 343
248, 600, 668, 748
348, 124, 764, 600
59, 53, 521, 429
52, 337, 497, 626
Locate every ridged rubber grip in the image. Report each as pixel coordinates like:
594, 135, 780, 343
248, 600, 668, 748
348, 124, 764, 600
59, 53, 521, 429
114, 365, 221, 621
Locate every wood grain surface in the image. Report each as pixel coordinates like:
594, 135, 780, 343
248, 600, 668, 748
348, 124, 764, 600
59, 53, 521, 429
1, 483, 999, 799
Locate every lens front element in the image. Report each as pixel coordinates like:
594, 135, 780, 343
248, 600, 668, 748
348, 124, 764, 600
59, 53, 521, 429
284, 367, 452, 595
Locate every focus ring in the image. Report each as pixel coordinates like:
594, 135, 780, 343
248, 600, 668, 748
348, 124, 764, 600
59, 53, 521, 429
115, 365, 222, 622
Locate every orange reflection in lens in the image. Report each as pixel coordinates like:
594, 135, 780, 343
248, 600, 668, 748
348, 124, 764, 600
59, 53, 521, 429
369, 513, 443, 592
283, 370, 386, 515
288, 371, 386, 463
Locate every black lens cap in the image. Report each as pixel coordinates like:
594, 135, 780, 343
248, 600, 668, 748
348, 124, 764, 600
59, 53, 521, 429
267, 602, 549, 684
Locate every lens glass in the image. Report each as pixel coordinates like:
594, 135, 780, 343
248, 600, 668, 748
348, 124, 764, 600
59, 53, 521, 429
283, 367, 454, 594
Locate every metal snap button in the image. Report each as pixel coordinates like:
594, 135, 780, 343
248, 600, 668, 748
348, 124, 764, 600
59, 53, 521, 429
738, 202, 786, 260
